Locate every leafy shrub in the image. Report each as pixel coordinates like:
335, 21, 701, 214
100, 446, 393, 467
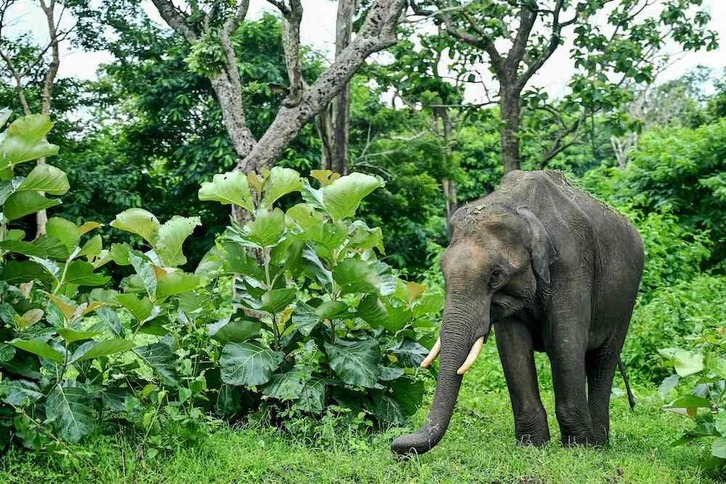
198, 167, 443, 427
624, 275, 726, 384
658, 321, 725, 472
0, 112, 218, 451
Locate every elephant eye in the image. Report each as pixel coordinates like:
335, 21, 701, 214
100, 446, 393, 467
490, 269, 506, 289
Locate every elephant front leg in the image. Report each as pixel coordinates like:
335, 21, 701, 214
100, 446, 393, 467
495, 319, 550, 446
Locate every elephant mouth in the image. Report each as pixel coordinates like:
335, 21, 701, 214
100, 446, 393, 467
421, 320, 491, 375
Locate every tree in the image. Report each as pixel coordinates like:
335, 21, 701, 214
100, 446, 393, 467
147, 0, 406, 174
409, 0, 717, 173
0, 0, 75, 234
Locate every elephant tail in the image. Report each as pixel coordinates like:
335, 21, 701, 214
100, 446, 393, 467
618, 356, 636, 411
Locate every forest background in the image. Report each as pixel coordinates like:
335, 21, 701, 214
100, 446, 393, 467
0, 0, 724, 481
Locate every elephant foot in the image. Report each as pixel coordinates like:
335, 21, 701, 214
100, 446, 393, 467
561, 433, 593, 447
516, 433, 550, 447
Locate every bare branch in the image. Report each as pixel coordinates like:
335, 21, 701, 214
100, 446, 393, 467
241, 0, 407, 171
150, 0, 197, 42
0, 48, 31, 114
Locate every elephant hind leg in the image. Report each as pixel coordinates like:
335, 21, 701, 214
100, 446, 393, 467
585, 345, 621, 446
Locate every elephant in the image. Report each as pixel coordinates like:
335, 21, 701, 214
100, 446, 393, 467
391, 170, 644, 456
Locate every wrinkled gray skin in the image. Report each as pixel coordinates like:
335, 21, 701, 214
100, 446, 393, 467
391, 171, 644, 456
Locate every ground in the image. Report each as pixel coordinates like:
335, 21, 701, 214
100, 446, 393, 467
0, 362, 716, 483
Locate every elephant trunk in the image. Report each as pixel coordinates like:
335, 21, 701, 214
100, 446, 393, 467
391, 299, 490, 456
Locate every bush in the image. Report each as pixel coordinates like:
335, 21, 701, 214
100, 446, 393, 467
198, 168, 442, 427
624, 275, 726, 384
658, 318, 725, 472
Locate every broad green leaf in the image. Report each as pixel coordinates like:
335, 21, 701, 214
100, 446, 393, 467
2, 380, 42, 406
310, 169, 340, 186
78, 235, 103, 259
345, 221, 384, 253
263, 370, 307, 401
286, 203, 326, 230
30, 255, 61, 280
111, 208, 160, 244
658, 374, 680, 394
14, 309, 43, 329
324, 339, 380, 388
0, 343, 16, 362
315, 300, 349, 319
72, 339, 135, 362
333, 259, 380, 295
245, 208, 285, 248
382, 299, 413, 333
46, 386, 94, 443
667, 395, 711, 409
198, 171, 254, 211
1, 260, 53, 285
45, 293, 76, 321
357, 294, 389, 328
260, 167, 302, 208
0, 114, 59, 169
11, 339, 64, 363
46, 217, 80, 253
260, 288, 297, 314
57, 328, 101, 343
378, 366, 404, 381
291, 303, 320, 336
301, 246, 332, 288
95, 307, 125, 337
216, 384, 241, 418
134, 342, 179, 385
372, 393, 406, 425
208, 317, 261, 343
412, 289, 445, 318
295, 378, 326, 413
64, 261, 110, 287
715, 413, 726, 436
3, 191, 60, 221
195, 246, 224, 277
390, 338, 428, 367
128, 252, 157, 298
156, 271, 200, 299
321, 173, 384, 220
116, 293, 153, 321
17, 164, 69, 195
78, 221, 102, 235
300, 179, 325, 211
219, 241, 265, 280
388, 378, 425, 415
660, 348, 705, 377
0, 236, 68, 260
155, 216, 201, 267
109, 243, 133, 265
220, 341, 284, 386
712, 437, 726, 459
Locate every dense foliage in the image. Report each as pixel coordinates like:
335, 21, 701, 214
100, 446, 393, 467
0, 0, 724, 476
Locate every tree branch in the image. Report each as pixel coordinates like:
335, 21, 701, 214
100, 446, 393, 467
240, 0, 406, 172
150, 0, 197, 42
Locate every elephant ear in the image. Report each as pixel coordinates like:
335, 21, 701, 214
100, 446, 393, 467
517, 207, 558, 284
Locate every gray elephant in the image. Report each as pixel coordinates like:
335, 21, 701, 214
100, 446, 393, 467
392, 170, 644, 455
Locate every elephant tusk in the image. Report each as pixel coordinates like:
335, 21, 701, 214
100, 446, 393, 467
457, 337, 485, 375
420, 338, 441, 368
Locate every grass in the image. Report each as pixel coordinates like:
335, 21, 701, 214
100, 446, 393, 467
0, 361, 719, 483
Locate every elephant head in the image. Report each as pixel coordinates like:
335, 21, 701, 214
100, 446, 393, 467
391, 205, 557, 455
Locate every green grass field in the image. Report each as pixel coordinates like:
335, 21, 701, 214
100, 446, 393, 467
0, 362, 718, 483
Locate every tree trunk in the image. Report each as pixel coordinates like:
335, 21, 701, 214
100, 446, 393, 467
500, 88, 522, 173
209, 73, 257, 160
36, 0, 61, 237
330, 0, 356, 175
